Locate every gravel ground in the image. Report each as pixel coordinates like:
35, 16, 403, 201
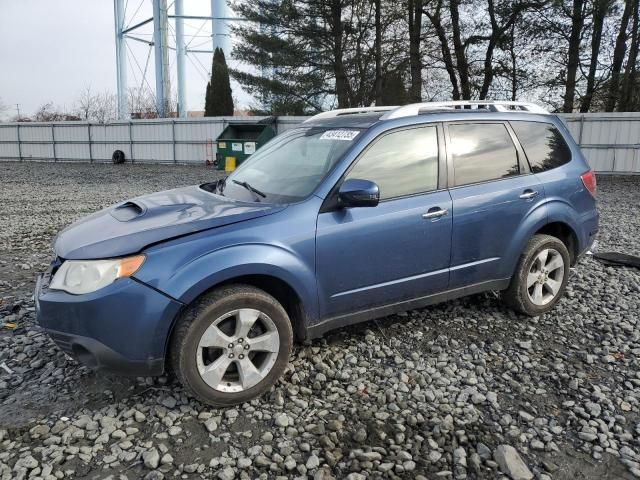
1, 161, 640, 480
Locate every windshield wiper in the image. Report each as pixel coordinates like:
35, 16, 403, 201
232, 179, 266, 201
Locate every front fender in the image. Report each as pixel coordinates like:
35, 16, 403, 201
137, 243, 319, 323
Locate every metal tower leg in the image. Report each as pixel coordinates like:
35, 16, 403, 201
211, 0, 230, 57
114, 0, 129, 119
153, 0, 170, 117
175, 0, 187, 118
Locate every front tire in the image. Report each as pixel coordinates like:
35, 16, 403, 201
169, 284, 293, 406
502, 234, 570, 316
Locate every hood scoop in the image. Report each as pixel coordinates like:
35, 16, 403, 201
110, 201, 146, 222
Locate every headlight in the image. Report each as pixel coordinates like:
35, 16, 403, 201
49, 255, 145, 295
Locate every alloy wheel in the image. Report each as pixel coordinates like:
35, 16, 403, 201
526, 248, 565, 306
196, 308, 280, 393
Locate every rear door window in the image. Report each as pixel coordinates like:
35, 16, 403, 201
510, 121, 572, 173
448, 123, 520, 186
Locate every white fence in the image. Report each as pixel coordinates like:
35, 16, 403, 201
0, 117, 307, 165
561, 113, 640, 173
0, 113, 639, 173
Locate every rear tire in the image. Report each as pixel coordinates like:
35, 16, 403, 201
169, 284, 293, 406
502, 234, 570, 316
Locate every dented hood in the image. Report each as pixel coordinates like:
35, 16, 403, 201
54, 185, 284, 259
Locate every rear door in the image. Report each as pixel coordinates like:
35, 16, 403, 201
315, 125, 452, 318
445, 121, 546, 288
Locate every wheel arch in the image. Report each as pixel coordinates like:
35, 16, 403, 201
162, 272, 312, 375
534, 221, 579, 265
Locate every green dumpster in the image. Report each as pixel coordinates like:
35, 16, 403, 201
215, 122, 276, 171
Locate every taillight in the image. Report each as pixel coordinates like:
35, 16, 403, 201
581, 170, 597, 197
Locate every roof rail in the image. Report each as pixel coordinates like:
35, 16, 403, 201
303, 101, 548, 124
303, 106, 396, 123
381, 100, 548, 119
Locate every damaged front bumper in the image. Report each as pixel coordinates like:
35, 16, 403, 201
35, 264, 183, 376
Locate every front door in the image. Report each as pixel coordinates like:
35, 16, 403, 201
316, 125, 452, 319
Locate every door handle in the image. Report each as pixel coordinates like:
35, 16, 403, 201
422, 208, 449, 219
519, 190, 539, 200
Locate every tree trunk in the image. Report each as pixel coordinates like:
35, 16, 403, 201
563, 0, 585, 113
449, 0, 472, 99
580, 0, 611, 112
479, 0, 499, 100
605, 0, 633, 111
330, 0, 349, 108
619, 0, 639, 111
408, 0, 423, 102
509, 23, 518, 101
426, 1, 461, 99
374, 0, 383, 105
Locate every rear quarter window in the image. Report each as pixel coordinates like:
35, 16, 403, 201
510, 121, 572, 173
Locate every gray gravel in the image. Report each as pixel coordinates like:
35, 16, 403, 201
1, 162, 640, 479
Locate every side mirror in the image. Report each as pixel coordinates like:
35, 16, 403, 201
338, 178, 380, 208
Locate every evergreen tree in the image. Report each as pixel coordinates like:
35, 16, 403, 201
204, 48, 234, 116
231, 0, 405, 113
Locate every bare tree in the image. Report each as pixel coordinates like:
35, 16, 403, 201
75, 85, 95, 120
605, 0, 634, 110
93, 92, 117, 122
33, 103, 80, 122
0, 97, 8, 121
580, 0, 615, 112
128, 88, 161, 118
619, 0, 640, 110
73, 86, 117, 122
408, 0, 424, 102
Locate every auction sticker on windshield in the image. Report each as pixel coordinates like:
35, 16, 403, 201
320, 130, 360, 141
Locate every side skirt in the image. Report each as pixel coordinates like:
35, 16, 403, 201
306, 278, 510, 340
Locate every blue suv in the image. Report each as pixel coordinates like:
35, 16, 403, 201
36, 101, 599, 406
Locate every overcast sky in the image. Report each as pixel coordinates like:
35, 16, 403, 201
0, 0, 250, 118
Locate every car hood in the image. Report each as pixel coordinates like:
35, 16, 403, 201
54, 185, 285, 259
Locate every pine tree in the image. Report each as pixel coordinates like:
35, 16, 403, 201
204, 48, 234, 116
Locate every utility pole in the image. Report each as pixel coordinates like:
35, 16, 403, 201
113, 0, 129, 119
15, 104, 21, 120
153, 0, 171, 117
175, 0, 187, 118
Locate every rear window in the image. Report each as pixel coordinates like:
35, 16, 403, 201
510, 121, 572, 173
449, 123, 520, 186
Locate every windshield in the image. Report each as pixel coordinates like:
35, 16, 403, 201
218, 127, 361, 203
